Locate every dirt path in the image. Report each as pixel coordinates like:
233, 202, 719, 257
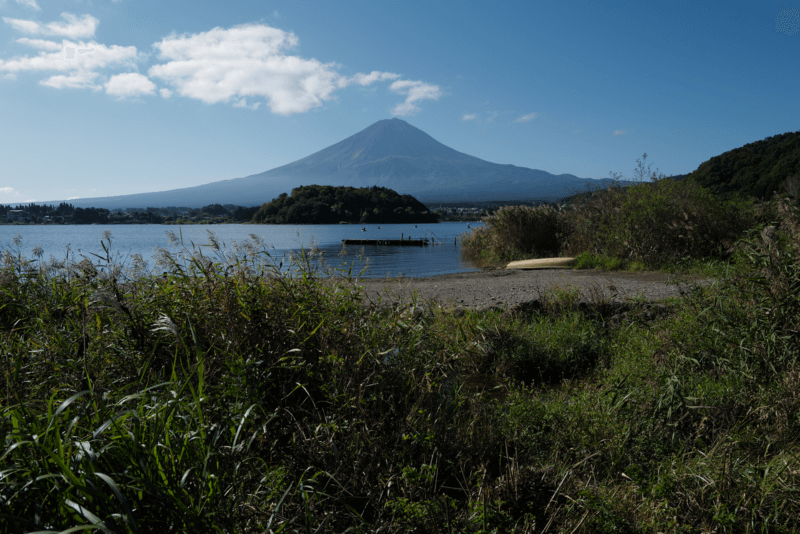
344, 268, 709, 310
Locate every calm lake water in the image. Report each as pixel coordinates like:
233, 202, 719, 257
0, 222, 483, 278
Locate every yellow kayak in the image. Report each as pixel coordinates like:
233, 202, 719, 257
506, 257, 576, 270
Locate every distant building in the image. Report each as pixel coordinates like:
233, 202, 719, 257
7, 210, 24, 222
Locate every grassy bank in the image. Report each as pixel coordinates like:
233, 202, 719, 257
1, 222, 799, 532
460, 176, 762, 273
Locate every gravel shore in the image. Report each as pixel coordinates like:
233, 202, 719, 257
346, 268, 710, 310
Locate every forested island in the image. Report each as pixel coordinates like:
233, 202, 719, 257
251, 185, 439, 224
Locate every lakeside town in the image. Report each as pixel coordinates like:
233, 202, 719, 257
0, 201, 494, 224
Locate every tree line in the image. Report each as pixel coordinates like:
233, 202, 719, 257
1, 203, 260, 224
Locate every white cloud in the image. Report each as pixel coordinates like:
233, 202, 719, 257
41, 71, 100, 89
0, 38, 138, 87
67, 196, 81, 200
45, 13, 98, 38
462, 113, 477, 121
1, 13, 145, 96
105, 72, 156, 96
149, 24, 342, 115
3, 17, 40, 34
16, 38, 62, 51
149, 24, 422, 115
613, 129, 626, 136
0, 187, 23, 203
15, 0, 41, 11
343, 70, 400, 87
515, 112, 537, 123
486, 111, 498, 123
389, 79, 442, 116
1, 18, 441, 116
233, 98, 260, 110
3, 13, 99, 38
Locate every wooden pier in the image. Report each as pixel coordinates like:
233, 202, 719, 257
342, 238, 429, 247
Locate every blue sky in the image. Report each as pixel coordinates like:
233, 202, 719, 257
1, 0, 798, 205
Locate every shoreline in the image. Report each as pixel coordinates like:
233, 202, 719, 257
340, 267, 709, 310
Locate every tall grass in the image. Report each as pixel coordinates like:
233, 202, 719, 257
1, 225, 799, 532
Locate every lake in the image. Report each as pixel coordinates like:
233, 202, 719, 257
0, 222, 483, 278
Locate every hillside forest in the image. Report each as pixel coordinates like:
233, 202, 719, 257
689, 130, 800, 198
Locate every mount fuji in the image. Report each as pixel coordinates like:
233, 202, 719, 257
56, 118, 612, 209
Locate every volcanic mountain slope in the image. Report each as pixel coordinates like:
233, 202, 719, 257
57, 119, 612, 209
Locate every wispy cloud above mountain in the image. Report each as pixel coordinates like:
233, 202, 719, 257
344, 71, 401, 86
389, 79, 442, 116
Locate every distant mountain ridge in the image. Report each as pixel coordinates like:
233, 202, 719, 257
48, 119, 616, 209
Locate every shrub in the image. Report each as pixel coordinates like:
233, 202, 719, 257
460, 156, 755, 269
565, 177, 754, 268
460, 204, 568, 264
